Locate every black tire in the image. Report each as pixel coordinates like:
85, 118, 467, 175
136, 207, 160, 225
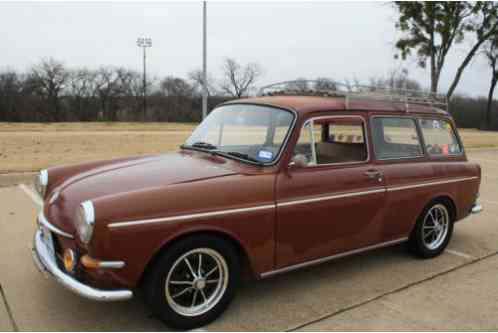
409, 200, 454, 258
143, 235, 240, 330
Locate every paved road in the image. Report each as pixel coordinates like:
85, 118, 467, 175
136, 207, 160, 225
0, 149, 497, 331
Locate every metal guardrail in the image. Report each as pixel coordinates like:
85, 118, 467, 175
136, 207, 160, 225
258, 80, 448, 111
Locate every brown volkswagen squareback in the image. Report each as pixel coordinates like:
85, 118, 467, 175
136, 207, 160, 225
32, 83, 482, 329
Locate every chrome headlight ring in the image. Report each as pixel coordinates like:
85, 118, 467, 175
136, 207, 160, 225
34, 169, 48, 198
75, 200, 96, 244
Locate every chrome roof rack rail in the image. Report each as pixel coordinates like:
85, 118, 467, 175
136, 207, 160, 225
258, 80, 448, 111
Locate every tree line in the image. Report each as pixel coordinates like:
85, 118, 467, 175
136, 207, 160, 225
0, 57, 263, 123
0, 57, 495, 129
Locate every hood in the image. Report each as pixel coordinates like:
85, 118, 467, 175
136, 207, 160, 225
45, 152, 237, 233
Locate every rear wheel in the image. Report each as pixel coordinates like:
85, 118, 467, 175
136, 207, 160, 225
144, 235, 240, 330
409, 201, 453, 258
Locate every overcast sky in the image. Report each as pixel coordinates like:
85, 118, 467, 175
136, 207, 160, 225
0, 1, 491, 97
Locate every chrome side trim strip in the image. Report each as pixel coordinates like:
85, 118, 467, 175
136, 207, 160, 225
38, 212, 74, 239
277, 188, 386, 208
108, 204, 276, 229
98, 261, 126, 269
260, 237, 408, 278
107, 177, 478, 230
387, 176, 478, 192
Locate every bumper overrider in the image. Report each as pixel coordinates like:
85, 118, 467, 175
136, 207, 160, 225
471, 202, 483, 214
32, 222, 133, 302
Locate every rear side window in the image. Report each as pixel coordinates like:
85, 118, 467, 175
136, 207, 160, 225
372, 117, 423, 159
418, 118, 462, 156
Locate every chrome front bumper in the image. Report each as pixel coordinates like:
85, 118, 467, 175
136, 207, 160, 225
32, 228, 133, 301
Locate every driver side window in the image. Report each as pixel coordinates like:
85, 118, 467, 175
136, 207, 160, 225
293, 117, 368, 166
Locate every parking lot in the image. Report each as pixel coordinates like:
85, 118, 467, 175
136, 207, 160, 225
1, 148, 498, 331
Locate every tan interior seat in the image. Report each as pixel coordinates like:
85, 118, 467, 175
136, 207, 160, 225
316, 142, 367, 164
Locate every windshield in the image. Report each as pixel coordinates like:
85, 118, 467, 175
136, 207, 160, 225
184, 104, 295, 164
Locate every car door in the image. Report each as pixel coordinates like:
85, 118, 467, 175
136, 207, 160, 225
275, 114, 388, 268
370, 114, 439, 242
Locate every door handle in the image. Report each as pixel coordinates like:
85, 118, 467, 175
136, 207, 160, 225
364, 170, 383, 181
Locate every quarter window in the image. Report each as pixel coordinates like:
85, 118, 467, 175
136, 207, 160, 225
418, 118, 462, 156
293, 117, 368, 165
372, 117, 423, 159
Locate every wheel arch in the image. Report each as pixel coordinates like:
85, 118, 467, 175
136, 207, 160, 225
411, 194, 457, 234
430, 195, 457, 222
139, 228, 255, 287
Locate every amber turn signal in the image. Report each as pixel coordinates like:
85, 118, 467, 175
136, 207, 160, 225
80, 254, 101, 269
63, 249, 76, 272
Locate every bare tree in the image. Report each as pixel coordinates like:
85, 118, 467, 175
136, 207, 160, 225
67, 68, 98, 120
0, 70, 25, 121
482, 36, 498, 129
28, 58, 70, 121
369, 68, 422, 91
313, 78, 337, 91
93, 66, 136, 121
285, 78, 310, 92
342, 77, 362, 92
219, 58, 262, 98
161, 76, 193, 97
188, 69, 216, 97
158, 76, 194, 121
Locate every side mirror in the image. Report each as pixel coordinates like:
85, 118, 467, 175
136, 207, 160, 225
289, 154, 308, 169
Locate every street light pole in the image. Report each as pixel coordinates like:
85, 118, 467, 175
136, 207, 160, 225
202, 1, 208, 119
137, 37, 152, 121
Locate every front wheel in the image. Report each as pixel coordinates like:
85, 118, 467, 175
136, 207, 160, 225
409, 201, 454, 258
144, 235, 240, 330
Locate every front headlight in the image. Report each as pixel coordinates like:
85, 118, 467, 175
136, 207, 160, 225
34, 169, 48, 198
75, 201, 95, 244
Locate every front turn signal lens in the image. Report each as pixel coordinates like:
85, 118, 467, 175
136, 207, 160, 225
63, 249, 76, 273
81, 255, 100, 269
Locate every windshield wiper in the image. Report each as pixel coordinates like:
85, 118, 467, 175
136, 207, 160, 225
191, 141, 218, 150
222, 151, 265, 165
181, 143, 265, 166
181, 141, 218, 151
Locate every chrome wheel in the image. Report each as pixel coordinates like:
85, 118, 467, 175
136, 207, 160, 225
422, 204, 449, 250
165, 248, 229, 317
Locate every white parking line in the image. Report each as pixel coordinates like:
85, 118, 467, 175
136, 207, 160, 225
445, 249, 474, 260
18, 184, 43, 207
190, 328, 208, 332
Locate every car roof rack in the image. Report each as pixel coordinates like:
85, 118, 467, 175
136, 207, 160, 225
258, 80, 448, 111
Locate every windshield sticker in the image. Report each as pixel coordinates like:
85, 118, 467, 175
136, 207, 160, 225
258, 150, 273, 161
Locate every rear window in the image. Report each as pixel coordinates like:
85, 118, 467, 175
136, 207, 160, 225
372, 117, 423, 159
418, 118, 462, 156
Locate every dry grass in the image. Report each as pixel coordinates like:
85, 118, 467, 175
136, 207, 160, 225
0, 122, 196, 173
0, 122, 497, 173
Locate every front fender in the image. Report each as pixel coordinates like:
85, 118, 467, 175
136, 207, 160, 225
88, 174, 276, 288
